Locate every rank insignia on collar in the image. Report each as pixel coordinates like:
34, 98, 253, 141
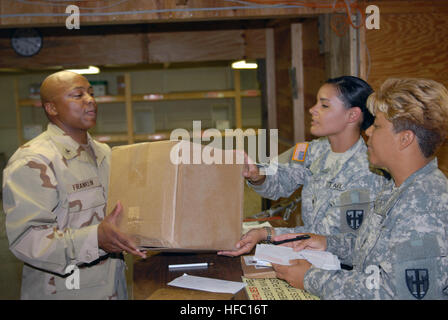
406, 269, 429, 300
346, 209, 364, 230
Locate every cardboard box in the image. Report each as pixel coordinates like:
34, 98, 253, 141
106, 140, 244, 251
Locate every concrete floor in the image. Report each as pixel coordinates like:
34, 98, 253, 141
0, 184, 262, 300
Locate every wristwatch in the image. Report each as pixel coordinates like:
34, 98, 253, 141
264, 226, 272, 243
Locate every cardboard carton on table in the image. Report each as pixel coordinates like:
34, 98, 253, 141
106, 140, 244, 251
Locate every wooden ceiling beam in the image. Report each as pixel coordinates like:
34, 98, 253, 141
0, 26, 267, 69
0, 0, 339, 28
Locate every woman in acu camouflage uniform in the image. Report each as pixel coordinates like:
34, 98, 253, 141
274, 78, 448, 300
220, 76, 385, 258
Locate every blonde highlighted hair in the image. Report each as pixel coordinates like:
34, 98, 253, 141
367, 78, 448, 158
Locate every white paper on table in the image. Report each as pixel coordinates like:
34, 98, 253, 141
254, 244, 341, 270
167, 273, 246, 294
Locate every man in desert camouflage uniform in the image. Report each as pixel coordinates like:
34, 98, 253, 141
2, 71, 145, 299
274, 78, 448, 300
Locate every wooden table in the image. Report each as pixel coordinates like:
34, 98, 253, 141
132, 219, 296, 300
133, 252, 248, 300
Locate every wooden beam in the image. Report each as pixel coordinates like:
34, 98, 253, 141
0, 28, 266, 69
233, 69, 242, 129
19, 90, 261, 106
147, 29, 265, 63
359, 25, 368, 81
14, 78, 24, 145
323, 13, 352, 79
274, 21, 294, 146
291, 23, 305, 143
349, 15, 359, 77
265, 28, 277, 130
124, 72, 134, 144
0, 0, 341, 28
301, 18, 325, 141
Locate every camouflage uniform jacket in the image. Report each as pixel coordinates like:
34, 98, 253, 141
249, 137, 384, 236
304, 159, 448, 299
2, 123, 127, 299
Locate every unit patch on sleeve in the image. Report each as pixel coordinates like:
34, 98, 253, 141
292, 142, 309, 162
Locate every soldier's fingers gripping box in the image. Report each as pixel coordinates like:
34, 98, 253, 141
106, 140, 243, 251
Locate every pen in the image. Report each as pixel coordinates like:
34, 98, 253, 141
272, 234, 311, 245
168, 262, 214, 270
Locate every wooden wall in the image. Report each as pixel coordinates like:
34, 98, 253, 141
302, 18, 326, 142
273, 20, 294, 152
361, 1, 448, 176
0, 25, 266, 69
0, 0, 337, 27
364, 11, 448, 90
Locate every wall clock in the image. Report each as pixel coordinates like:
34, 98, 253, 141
11, 28, 43, 57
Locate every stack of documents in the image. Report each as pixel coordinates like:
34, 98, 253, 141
254, 244, 341, 270
243, 255, 272, 269
168, 273, 246, 294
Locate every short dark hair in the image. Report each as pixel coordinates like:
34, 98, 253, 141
326, 76, 374, 130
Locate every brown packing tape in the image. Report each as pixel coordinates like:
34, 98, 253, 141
127, 142, 149, 188
127, 206, 141, 237
161, 141, 179, 247
138, 141, 177, 247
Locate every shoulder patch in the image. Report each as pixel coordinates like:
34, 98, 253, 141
292, 142, 309, 162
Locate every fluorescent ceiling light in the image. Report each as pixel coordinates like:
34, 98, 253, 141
67, 66, 100, 74
231, 60, 258, 69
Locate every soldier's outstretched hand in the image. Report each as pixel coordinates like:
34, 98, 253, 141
217, 228, 266, 257
98, 201, 147, 258
242, 152, 265, 185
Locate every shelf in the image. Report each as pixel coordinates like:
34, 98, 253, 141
18, 95, 126, 107
18, 90, 260, 107
15, 70, 259, 145
93, 132, 170, 143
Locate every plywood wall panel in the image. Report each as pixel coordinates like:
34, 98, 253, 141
0, 32, 146, 68
363, 7, 448, 176
0, 28, 266, 68
274, 22, 294, 144
365, 13, 448, 90
147, 29, 265, 63
301, 19, 326, 142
